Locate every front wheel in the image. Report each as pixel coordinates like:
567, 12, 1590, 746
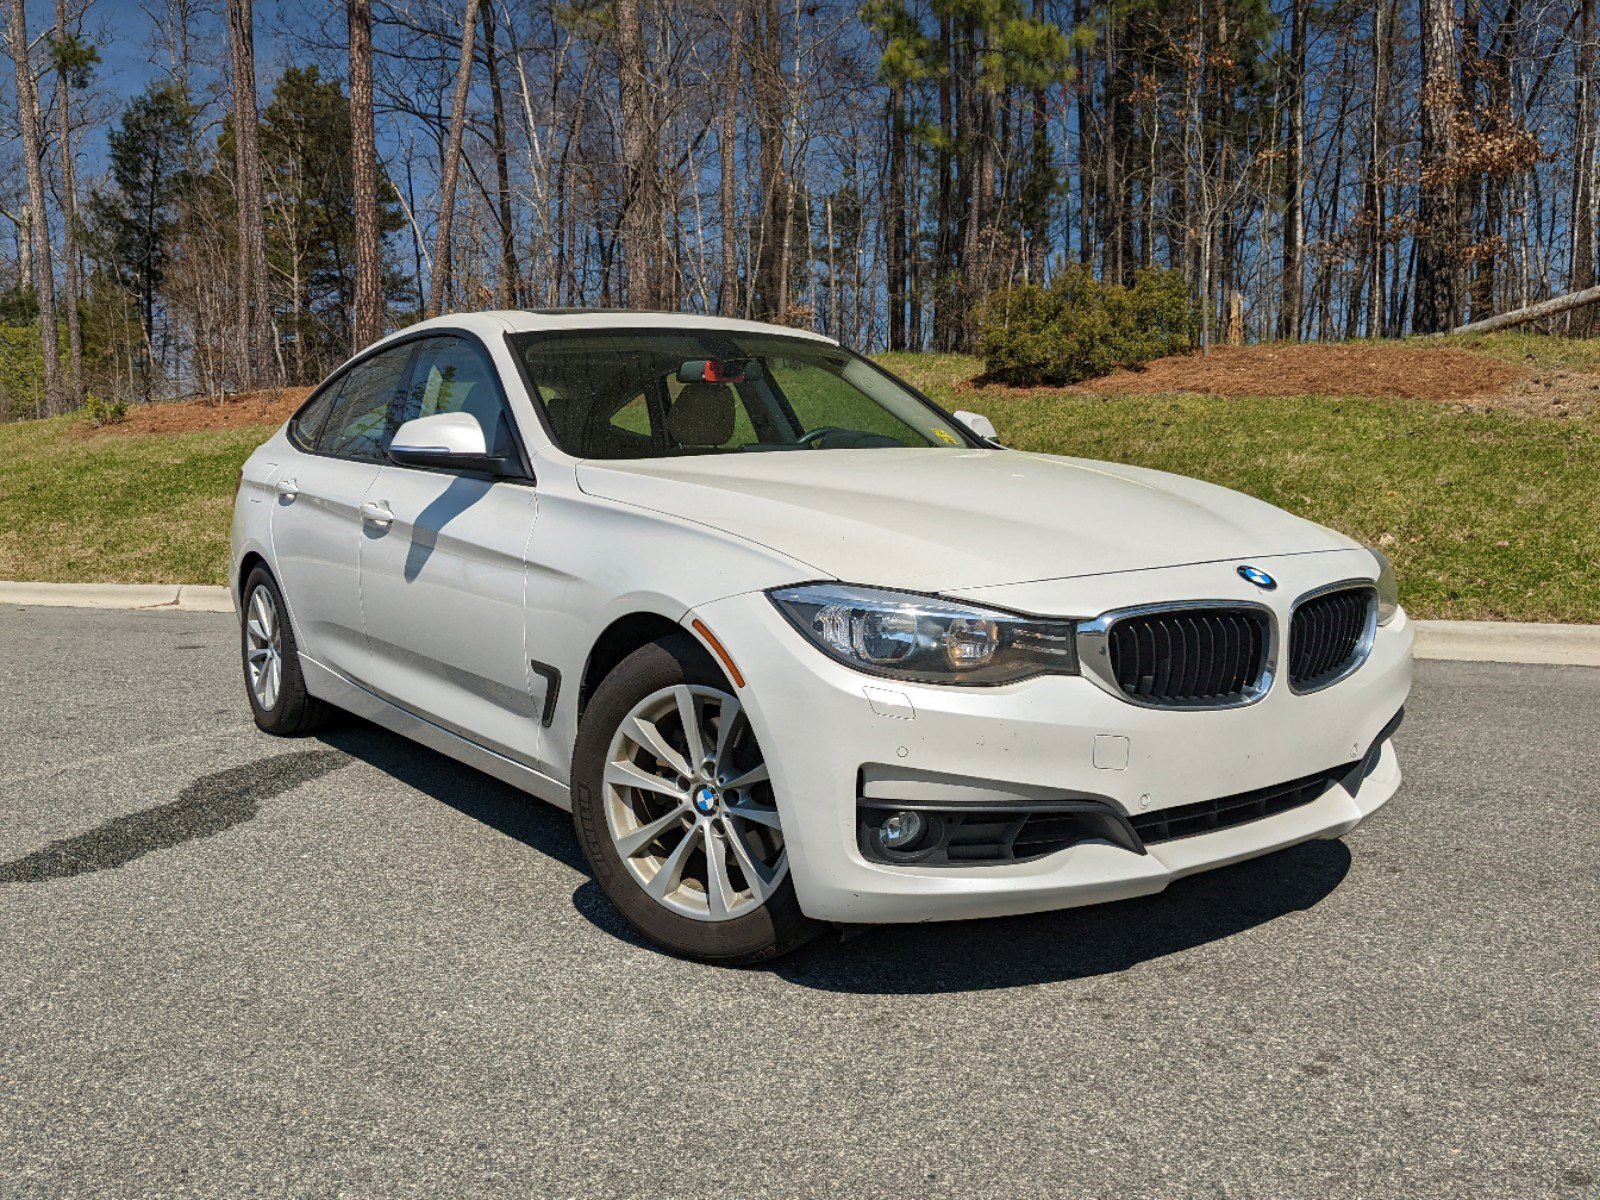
571, 634, 819, 964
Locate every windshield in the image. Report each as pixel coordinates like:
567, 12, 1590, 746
507, 329, 973, 459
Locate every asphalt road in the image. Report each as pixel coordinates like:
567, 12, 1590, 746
2, 604, 1595, 1199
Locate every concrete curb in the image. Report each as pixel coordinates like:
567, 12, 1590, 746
0, 581, 234, 614
1411, 619, 1600, 668
4, 582, 1599, 667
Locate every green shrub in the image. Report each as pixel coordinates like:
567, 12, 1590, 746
83, 394, 129, 426
0, 325, 47, 419
978, 268, 1201, 386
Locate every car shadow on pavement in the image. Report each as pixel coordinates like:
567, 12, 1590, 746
314, 721, 1352, 993
766, 839, 1353, 993
315, 724, 590, 875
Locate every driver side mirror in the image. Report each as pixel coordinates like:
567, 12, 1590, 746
386, 412, 523, 477
952, 410, 1000, 444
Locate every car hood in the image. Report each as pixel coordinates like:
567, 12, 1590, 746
575, 448, 1358, 591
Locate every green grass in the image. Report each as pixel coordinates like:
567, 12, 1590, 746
3, 347, 1599, 622
883, 351, 1600, 623
1424, 331, 1600, 372
0, 416, 274, 586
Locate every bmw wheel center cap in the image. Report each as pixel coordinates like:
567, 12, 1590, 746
1237, 565, 1277, 591
692, 784, 721, 816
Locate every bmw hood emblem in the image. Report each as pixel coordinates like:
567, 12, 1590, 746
1237, 565, 1277, 591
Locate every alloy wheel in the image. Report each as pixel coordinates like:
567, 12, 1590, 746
245, 583, 284, 711
602, 684, 787, 921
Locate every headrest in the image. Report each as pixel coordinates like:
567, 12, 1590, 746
666, 382, 736, 447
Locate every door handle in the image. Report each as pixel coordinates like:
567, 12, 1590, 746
359, 500, 394, 527
275, 477, 300, 501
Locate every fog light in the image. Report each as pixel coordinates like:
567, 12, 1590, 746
877, 809, 926, 852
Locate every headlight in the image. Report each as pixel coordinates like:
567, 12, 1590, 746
769, 584, 1079, 685
1369, 547, 1400, 625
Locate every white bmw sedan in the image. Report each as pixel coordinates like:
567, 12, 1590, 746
232, 310, 1411, 963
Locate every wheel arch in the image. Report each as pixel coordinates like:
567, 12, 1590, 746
236, 549, 272, 605
578, 611, 692, 716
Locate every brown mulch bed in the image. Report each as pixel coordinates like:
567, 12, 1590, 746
75, 387, 313, 439
1063, 344, 1522, 402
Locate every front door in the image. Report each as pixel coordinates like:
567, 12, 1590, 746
270, 344, 413, 686
357, 335, 542, 764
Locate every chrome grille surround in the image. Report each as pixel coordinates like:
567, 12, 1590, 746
1076, 600, 1277, 710
1287, 580, 1379, 694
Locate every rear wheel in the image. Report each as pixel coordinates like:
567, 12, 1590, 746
572, 634, 819, 964
241, 566, 334, 736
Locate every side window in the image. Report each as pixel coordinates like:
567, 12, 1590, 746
317, 345, 413, 461
288, 375, 344, 450
396, 336, 511, 453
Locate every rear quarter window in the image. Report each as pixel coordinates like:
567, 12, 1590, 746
287, 377, 344, 451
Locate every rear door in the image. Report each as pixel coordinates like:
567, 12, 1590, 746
357, 334, 543, 764
270, 344, 413, 685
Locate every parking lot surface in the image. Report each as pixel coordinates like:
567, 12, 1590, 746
2, 604, 1596, 1198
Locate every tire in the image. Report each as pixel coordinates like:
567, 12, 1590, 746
240, 566, 335, 736
572, 633, 820, 965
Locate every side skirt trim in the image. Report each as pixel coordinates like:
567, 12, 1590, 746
299, 653, 573, 812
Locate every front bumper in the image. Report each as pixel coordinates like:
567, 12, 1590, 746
693, 552, 1413, 925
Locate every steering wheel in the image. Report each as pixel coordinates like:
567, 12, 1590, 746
797, 426, 854, 448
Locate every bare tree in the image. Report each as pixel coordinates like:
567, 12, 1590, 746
1572, 0, 1598, 334
718, 8, 741, 316
53, 0, 87, 406
614, 0, 660, 308
481, 0, 517, 307
5, 0, 63, 415
228, 0, 279, 385
1413, 0, 1461, 332
349, 0, 384, 346
427, 0, 482, 317
750, 0, 788, 318
1279, 0, 1307, 340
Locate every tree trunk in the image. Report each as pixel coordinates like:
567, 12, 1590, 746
228, 0, 277, 386
1279, 0, 1307, 340
614, 0, 658, 309
957, 23, 997, 351
1571, 0, 1597, 333
1453, 283, 1600, 334
886, 79, 906, 349
719, 11, 741, 316
348, 0, 383, 347
6, 0, 63, 415
428, 0, 482, 318
1026, 0, 1049, 285
1364, 0, 1389, 336
53, 0, 84, 406
751, 0, 787, 319
482, 0, 518, 307
1073, 0, 1092, 267
1413, 0, 1461, 332
932, 13, 955, 348
1104, 17, 1125, 283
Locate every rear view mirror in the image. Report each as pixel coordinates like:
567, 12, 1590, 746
386, 412, 522, 476
952, 410, 1000, 443
677, 358, 749, 385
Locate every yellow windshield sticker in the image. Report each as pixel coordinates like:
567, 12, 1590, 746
933, 428, 958, 444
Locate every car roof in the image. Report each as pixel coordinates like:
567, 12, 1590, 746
371, 309, 840, 349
